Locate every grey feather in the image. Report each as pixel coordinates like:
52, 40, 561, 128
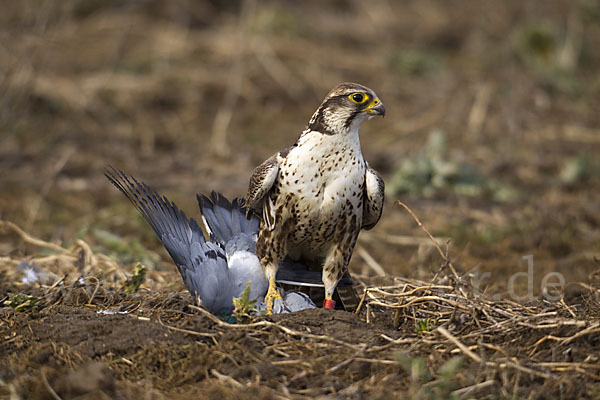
197, 191, 259, 246
105, 167, 233, 313
197, 191, 266, 299
256, 290, 315, 313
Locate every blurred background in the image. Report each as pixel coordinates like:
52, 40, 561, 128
1, 0, 599, 295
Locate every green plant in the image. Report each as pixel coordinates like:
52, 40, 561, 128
513, 22, 579, 93
395, 353, 464, 400
559, 154, 595, 185
2, 293, 41, 312
416, 318, 434, 333
232, 281, 259, 323
122, 264, 147, 294
388, 130, 519, 202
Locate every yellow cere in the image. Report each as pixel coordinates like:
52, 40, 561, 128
364, 97, 381, 114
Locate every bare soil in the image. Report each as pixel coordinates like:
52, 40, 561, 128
1, 0, 600, 398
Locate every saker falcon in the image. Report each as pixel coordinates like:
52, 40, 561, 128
245, 82, 385, 312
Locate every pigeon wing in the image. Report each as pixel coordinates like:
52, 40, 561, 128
105, 167, 233, 312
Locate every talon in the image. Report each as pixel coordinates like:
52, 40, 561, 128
265, 276, 282, 315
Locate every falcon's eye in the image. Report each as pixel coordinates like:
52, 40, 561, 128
349, 93, 368, 104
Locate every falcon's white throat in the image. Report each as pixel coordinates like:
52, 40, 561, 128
320, 107, 355, 135
299, 123, 363, 163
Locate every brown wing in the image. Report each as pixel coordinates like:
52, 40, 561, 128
362, 164, 384, 230
245, 153, 279, 220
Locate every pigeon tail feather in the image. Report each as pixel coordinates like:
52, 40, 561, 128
197, 191, 259, 246
105, 167, 233, 312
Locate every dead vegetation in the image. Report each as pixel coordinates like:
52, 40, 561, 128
1, 212, 600, 399
2, 0, 600, 399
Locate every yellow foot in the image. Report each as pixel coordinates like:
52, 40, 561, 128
265, 276, 283, 315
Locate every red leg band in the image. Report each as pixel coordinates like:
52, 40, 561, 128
324, 299, 336, 309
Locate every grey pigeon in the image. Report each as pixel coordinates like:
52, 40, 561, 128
197, 192, 267, 302
105, 167, 316, 314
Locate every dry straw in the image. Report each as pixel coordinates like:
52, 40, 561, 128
1, 215, 599, 397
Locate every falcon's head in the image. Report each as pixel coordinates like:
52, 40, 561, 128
307, 82, 385, 135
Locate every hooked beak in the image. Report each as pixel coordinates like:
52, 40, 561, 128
365, 98, 385, 117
